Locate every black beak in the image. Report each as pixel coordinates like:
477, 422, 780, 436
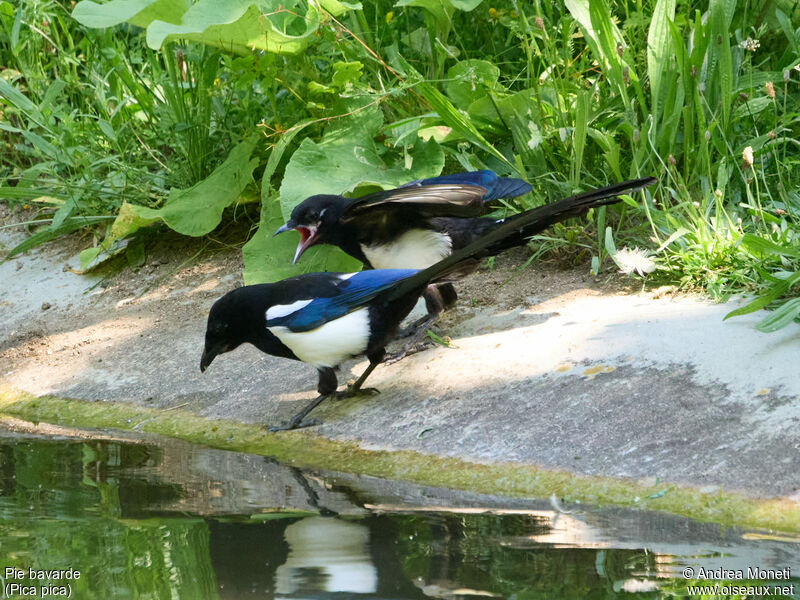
200, 348, 216, 373
274, 222, 292, 236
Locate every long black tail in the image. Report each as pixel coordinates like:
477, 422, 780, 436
386, 176, 657, 301
487, 176, 657, 254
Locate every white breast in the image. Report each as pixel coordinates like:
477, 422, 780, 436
267, 308, 371, 368
361, 229, 452, 269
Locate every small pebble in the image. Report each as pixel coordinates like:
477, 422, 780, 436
41, 302, 51, 311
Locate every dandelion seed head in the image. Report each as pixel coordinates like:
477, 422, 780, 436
615, 247, 656, 276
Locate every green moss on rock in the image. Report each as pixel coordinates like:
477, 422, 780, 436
2, 385, 799, 533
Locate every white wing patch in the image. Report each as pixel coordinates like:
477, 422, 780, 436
362, 229, 452, 270
267, 308, 371, 368
266, 299, 313, 321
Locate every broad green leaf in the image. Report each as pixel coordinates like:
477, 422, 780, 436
72, 0, 188, 29
396, 0, 454, 41
755, 297, 800, 332
279, 103, 445, 219
0, 76, 37, 114
79, 137, 258, 270
249, 102, 445, 283
775, 8, 798, 54
647, 0, 676, 126
732, 96, 771, 120
146, 0, 329, 55
242, 121, 326, 284
709, 0, 735, 129
331, 61, 364, 89
571, 90, 589, 187
449, 0, 482, 8
446, 59, 502, 109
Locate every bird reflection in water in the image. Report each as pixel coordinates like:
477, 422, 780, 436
274, 517, 378, 598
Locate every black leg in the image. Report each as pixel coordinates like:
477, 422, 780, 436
384, 314, 438, 365
268, 367, 338, 431
268, 394, 329, 431
398, 284, 454, 339
267, 362, 383, 431
334, 350, 383, 398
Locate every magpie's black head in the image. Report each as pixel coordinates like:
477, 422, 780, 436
200, 291, 249, 373
274, 194, 348, 264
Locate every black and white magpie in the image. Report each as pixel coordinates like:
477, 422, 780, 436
274, 171, 532, 325
201, 176, 656, 431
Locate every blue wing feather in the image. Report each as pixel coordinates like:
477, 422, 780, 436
400, 170, 530, 201
266, 269, 420, 332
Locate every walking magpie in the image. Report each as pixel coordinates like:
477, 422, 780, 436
201, 176, 656, 430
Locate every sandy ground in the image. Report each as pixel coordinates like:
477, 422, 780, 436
1, 203, 799, 501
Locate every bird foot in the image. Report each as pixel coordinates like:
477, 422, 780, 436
383, 340, 433, 365
332, 385, 380, 400
267, 417, 321, 432
397, 315, 435, 339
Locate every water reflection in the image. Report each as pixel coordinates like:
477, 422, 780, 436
0, 426, 798, 599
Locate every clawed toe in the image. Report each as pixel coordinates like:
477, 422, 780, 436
333, 385, 381, 399
383, 342, 433, 365
267, 417, 321, 432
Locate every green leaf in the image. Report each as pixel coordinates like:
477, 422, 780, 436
98, 119, 116, 141
5, 217, 111, 259
331, 61, 364, 89
755, 298, 800, 333
72, 0, 189, 29
709, 0, 735, 129
242, 120, 320, 284
396, 0, 454, 41
0, 76, 37, 114
647, 0, 676, 126
279, 103, 445, 219
394, 55, 517, 174
731, 96, 771, 120
724, 271, 800, 320
80, 137, 257, 270
739, 234, 800, 259
245, 102, 445, 283
446, 59, 501, 108
146, 0, 330, 55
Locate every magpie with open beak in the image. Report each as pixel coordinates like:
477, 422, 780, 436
276, 172, 656, 359
201, 176, 656, 431
274, 171, 531, 336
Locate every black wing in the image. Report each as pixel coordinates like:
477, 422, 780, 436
345, 184, 490, 218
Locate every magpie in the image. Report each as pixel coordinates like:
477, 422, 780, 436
276, 173, 657, 360
274, 171, 532, 326
201, 176, 656, 431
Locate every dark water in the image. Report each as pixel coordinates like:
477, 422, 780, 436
0, 428, 798, 599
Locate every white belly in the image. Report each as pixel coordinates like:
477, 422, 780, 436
267, 308, 371, 368
361, 229, 452, 269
